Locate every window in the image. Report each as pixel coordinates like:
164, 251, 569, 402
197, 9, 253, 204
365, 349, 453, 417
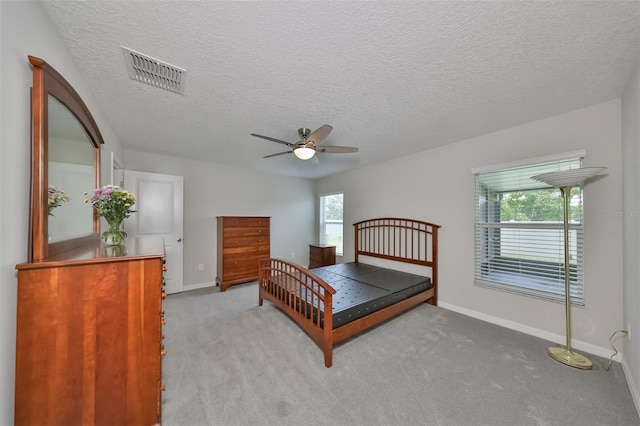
474, 155, 586, 304
320, 193, 343, 256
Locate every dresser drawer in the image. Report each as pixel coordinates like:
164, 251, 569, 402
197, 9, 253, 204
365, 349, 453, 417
223, 233, 270, 248
221, 217, 270, 228
222, 257, 260, 278
223, 244, 270, 257
223, 226, 270, 240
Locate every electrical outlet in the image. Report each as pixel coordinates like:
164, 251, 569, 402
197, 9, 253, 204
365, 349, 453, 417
198, 263, 204, 272
628, 322, 632, 340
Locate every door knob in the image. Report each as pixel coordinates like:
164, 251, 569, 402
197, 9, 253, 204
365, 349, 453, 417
177, 238, 182, 242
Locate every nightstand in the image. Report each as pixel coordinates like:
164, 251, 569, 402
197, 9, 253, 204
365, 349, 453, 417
309, 244, 336, 269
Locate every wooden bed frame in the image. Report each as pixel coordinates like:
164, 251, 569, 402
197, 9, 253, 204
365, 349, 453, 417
258, 217, 440, 368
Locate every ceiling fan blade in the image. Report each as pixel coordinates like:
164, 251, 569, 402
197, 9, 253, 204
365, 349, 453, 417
318, 146, 359, 153
251, 133, 294, 147
263, 150, 292, 158
306, 124, 333, 147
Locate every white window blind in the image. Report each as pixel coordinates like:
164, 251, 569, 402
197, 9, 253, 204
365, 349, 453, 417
474, 156, 585, 304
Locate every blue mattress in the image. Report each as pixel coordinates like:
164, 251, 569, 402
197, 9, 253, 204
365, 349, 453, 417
311, 262, 432, 328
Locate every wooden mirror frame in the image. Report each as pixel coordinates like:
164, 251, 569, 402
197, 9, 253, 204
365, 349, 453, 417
29, 55, 104, 261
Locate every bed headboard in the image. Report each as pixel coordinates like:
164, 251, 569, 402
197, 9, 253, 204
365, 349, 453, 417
353, 217, 440, 269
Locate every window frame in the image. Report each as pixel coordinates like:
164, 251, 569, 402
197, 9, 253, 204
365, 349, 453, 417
473, 151, 587, 305
319, 192, 344, 256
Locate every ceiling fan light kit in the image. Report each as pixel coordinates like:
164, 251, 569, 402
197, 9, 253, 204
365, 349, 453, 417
251, 124, 359, 161
293, 146, 316, 160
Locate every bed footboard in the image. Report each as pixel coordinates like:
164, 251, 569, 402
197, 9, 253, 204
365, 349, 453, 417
258, 258, 337, 367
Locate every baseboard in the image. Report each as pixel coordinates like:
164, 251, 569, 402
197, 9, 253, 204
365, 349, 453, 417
182, 281, 216, 292
622, 355, 640, 416
438, 301, 620, 361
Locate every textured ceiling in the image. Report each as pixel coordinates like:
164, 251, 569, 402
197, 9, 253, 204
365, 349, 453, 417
41, 0, 639, 179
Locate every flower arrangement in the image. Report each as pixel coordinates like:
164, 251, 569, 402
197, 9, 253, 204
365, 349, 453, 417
85, 185, 137, 225
85, 185, 137, 244
48, 185, 69, 216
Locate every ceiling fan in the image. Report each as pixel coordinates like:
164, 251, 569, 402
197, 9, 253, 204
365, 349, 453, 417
250, 124, 359, 161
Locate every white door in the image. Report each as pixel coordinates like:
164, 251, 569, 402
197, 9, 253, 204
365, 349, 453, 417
124, 170, 184, 294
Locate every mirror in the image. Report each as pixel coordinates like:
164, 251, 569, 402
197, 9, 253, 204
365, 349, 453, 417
48, 96, 95, 242
29, 56, 104, 261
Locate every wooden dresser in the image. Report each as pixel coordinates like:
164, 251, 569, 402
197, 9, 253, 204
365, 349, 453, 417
216, 216, 270, 292
309, 244, 337, 269
15, 238, 167, 426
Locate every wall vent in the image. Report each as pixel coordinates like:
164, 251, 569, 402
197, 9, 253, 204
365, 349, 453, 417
122, 46, 186, 95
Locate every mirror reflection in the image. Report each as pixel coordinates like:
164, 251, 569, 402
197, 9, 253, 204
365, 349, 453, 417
47, 95, 95, 242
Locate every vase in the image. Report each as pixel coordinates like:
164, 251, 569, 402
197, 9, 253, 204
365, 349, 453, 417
101, 244, 128, 257
102, 222, 127, 245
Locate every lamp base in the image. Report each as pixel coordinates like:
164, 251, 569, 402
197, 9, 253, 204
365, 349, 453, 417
547, 346, 593, 369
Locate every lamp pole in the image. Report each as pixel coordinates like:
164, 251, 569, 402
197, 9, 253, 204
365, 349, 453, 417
532, 167, 606, 369
545, 185, 593, 369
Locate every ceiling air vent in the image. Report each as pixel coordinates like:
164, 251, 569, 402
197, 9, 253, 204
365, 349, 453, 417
122, 46, 186, 95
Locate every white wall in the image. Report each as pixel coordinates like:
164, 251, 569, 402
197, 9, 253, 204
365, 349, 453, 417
317, 100, 624, 358
123, 150, 316, 289
622, 53, 640, 410
0, 2, 123, 423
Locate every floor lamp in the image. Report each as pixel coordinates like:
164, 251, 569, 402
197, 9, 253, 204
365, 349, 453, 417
531, 166, 606, 369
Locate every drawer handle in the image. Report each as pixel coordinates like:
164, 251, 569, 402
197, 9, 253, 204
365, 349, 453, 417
161, 385, 167, 392
162, 291, 166, 300
161, 347, 166, 357
163, 267, 168, 272
161, 318, 167, 326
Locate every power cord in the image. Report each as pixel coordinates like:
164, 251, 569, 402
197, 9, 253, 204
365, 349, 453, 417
605, 329, 628, 371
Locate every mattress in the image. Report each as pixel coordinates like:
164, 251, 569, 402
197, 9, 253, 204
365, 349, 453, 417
311, 262, 432, 328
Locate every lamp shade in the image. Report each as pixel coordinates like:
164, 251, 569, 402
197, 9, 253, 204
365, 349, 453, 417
293, 146, 316, 160
531, 167, 607, 188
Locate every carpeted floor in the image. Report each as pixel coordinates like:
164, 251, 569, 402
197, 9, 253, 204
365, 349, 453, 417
161, 282, 639, 426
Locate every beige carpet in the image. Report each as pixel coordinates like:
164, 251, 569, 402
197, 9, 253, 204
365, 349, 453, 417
161, 282, 639, 426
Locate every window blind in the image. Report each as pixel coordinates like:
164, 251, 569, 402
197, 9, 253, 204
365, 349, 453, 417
474, 157, 585, 304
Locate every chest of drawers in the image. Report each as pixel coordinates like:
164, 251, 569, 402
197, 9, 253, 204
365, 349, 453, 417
216, 216, 270, 292
15, 238, 166, 426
